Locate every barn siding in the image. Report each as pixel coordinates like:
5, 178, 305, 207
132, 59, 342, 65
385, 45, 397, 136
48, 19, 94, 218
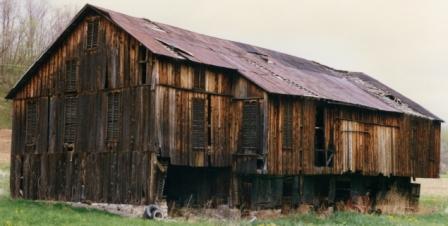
264, 97, 440, 178
154, 58, 265, 168
9, 14, 162, 203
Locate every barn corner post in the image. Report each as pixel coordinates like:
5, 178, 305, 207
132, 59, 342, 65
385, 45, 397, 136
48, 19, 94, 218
5, 3, 442, 217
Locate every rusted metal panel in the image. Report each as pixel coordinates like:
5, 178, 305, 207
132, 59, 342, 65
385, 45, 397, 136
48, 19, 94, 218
6, 5, 442, 123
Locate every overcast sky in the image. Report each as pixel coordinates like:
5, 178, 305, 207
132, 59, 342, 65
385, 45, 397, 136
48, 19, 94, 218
49, 0, 448, 122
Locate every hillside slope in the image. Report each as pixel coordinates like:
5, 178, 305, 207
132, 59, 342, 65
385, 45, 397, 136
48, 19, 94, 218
0, 87, 11, 129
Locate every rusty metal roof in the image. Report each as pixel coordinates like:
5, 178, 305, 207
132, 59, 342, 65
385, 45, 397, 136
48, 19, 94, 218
6, 4, 442, 121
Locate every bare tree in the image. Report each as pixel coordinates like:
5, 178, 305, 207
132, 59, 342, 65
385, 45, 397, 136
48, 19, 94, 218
0, 0, 78, 90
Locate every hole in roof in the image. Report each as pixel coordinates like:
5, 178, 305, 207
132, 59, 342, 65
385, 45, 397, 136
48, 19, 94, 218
142, 18, 166, 33
385, 94, 402, 104
156, 39, 194, 59
249, 51, 273, 64
260, 54, 273, 64
385, 94, 396, 101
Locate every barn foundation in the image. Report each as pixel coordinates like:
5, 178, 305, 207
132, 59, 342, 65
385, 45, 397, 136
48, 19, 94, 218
236, 174, 420, 212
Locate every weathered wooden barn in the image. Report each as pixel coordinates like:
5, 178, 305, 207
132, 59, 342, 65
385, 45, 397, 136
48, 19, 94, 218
6, 4, 442, 211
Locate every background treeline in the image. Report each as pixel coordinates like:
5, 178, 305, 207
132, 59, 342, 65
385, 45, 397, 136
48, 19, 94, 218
0, 0, 77, 128
0, 0, 446, 175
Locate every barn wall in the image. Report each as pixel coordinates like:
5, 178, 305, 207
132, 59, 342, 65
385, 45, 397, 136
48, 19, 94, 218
264, 96, 440, 178
154, 57, 267, 168
401, 116, 440, 178
265, 96, 314, 175
9, 11, 163, 203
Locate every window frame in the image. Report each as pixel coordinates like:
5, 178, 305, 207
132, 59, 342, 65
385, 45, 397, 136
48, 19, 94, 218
138, 44, 150, 85
63, 95, 79, 150
25, 100, 38, 152
64, 59, 78, 93
193, 66, 206, 91
240, 100, 261, 154
86, 18, 99, 50
191, 97, 207, 151
314, 104, 329, 167
106, 92, 122, 145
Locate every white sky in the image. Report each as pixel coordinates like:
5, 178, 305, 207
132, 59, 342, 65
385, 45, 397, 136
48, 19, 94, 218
49, 0, 448, 121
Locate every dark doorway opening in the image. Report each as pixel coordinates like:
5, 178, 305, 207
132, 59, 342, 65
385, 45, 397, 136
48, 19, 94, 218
335, 179, 351, 202
164, 166, 230, 208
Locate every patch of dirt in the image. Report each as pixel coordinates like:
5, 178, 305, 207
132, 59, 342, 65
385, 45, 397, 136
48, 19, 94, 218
0, 129, 11, 164
69, 202, 147, 218
416, 178, 448, 197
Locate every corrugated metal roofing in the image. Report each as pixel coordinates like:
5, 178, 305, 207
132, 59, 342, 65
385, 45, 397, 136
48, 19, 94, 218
5, 4, 442, 121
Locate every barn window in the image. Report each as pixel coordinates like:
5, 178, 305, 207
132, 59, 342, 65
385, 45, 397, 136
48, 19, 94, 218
106, 92, 121, 143
86, 19, 99, 49
282, 102, 293, 150
65, 60, 77, 92
138, 44, 149, 85
314, 105, 326, 166
241, 101, 260, 154
63, 96, 78, 150
25, 101, 38, 151
193, 66, 205, 90
192, 98, 206, 150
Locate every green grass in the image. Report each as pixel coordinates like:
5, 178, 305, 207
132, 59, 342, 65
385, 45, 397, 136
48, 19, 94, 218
0, 198, 221, 226
0, 163, 448, 226
0, 196, 231, 226
254, 198, 448, 226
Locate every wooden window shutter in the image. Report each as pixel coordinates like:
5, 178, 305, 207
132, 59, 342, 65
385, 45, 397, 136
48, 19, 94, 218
193, 66, 205, 90
107, 92, 121, 143
241, 101, 260, 153
65, 60, 77, 92
63, 96, 78, 145
282, 102, 293, 149
25, 101, 38, 151
191, 98, 206, 150
86, 19, 99, 49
